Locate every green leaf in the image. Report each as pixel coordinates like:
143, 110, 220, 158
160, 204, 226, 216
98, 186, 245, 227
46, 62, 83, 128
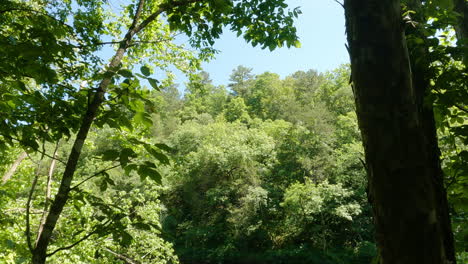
133, 112, 153, 128
140, 65, 151, 76
148, 78, 160, 90
102, 149, 120, 161
294, 40, 301, 48
124, 163, 138, 175
118, 69, 133, 78
119, 115, 134, 131
144, 145, 170, 165
137, 164, 162, 184
143, 161, 156, 168
99, 180, 108, 192
120, 231, 133, 246
132, 222, 152, 230
155, 143, 173, 152
147, 169, 162, 184
105, 176, 115, 186
119, 148, 136, 167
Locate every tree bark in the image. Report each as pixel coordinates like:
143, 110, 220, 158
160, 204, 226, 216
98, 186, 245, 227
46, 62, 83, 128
453, 0, 468, 65
454, 0, 468, 41
404, 1, 457, 262
344, 0, 456, 263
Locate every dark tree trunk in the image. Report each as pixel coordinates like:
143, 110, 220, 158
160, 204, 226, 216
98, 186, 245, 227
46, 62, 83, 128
343, 0, 456, 263
454, 0, 468, 65
404, 1, 456, 262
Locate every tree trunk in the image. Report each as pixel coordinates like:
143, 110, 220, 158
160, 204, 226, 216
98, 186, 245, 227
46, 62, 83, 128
30, 1, 149, 262
405, 1, 457, 262
453, 0, 468, 65
344, 0, 456, 263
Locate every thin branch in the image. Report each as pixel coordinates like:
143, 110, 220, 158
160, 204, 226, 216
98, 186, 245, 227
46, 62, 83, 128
2, 151, 27, 184
34, 148, 66, 165
5, 208, 45, 214
46, 219, 111, 257
70, 164, 120, 191
454, 103, 468, 114
26, 162, 42, 253
333, 0, 344, 8
36, 143, 59, 246
358, 157, 368, 172
103, 247, 141, 264
127, 39, 174, 47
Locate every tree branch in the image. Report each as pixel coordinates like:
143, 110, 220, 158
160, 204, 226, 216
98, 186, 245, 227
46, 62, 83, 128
26, 162, 42, 253
46, 219, 111, 257
70, 164, 121, 191
2, 151, 27, 184
103, 247, 141, 264
34, 148, 66, 165
332, 0, 344, 8
36, 144, 59, 246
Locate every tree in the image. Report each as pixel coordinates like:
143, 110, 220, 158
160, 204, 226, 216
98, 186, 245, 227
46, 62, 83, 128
0, 0, 300, 263
229, 65, 255, 97
343, 0, 457, 263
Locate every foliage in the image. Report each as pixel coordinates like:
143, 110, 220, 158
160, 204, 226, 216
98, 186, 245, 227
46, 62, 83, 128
0, 0, 301, 262
1, 0, 466, 262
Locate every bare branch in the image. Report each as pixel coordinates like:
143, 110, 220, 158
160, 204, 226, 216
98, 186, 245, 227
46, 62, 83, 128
333, 0, 344, 8
26, 163, 42, 253
36, 144, 59, 246
33, 148, 67, 165
2, 151, 27, 184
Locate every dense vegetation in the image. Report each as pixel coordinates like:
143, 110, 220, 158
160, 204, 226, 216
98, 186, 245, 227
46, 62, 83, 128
1, 65, 466, 263
0, 0, 467, 263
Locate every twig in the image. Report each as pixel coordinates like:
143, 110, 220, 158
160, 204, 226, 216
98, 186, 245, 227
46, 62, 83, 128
103, 247, 141, 264
70, 164, 120, 191
134, 0, 199, 35
333, 0, 344, 8
34, 148, 67, 165
358, 157, 368, 172
46, 219, 111, 257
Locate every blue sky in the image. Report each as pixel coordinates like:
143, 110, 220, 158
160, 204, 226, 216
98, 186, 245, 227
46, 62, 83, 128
193, 0, 349, 86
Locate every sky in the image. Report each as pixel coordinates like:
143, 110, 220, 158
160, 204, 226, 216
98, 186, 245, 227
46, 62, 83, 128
186, 0, 349, 86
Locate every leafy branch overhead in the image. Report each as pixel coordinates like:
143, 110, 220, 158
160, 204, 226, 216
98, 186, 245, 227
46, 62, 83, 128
0, 0, 301, 263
